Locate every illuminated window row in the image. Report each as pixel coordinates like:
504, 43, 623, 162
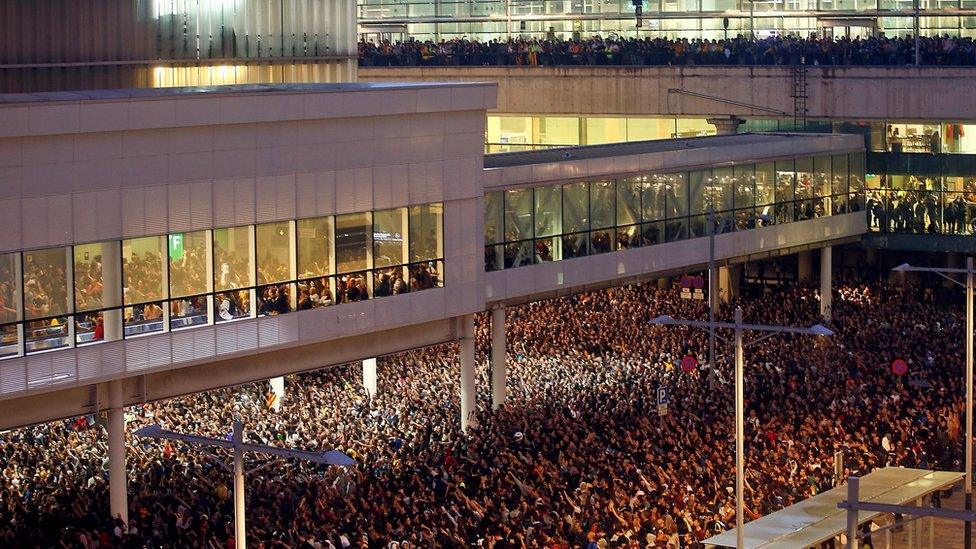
0, 204, 443, 358
484, 153, 865, 271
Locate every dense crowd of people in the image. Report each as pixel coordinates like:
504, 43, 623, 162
0, 274, 965, 547
360, 34, 976, 67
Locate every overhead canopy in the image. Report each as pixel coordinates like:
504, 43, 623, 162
703, 467, 964, 549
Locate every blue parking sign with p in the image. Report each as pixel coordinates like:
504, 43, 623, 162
657, 387, 669, 405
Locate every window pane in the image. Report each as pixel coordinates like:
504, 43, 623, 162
24, 247, 69, 320
170, 295, 209, 330
504, 188, 533, 241
73, 243, 106, 313
0, 252, 21, 325
297, 217, 333, 279
337, 271, 370, 302
534, 186, 562, 238
169, 231, 211, 298
123, 236, 166, 305
616, 178, 640, 226
257, 283, 294, 316
562, 182, 589, 233
216, 289, 252, 322
642, 175, 666, 222
297, 277, 334, 309
485, 192, 504, 245
373, 208, 407, 268
590, 180, 615, 229
257, 221, 294, 285
336, 213, 372, 273
733, 164, 756, 211
409, 204, 443, 262
410, 260, 442, 291
709, 167, 734, 212
689, 170, 710, 215
214, 226, 254, 291
374, 266, 409, 297
667, 173, 690, 218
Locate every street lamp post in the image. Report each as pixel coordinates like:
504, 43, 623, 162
135, 421, 356, 549
650, 307, 833, 549
893, 258, 973, 549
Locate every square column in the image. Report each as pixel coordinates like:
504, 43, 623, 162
362, 358, 377, 399
820, 246, 832, 322
459, 314, 477, 432
798, 250, 814, 282
107, 379, 128, 525
491, 306, 506, 410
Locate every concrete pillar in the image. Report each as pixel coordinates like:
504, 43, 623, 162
820, 246, 832, 323
706, 116, 745, 136
798, 250, 814, 283
268, 377, 285, 411
362, 358, 377, 399
107, 379, 128, 525
101, 243, 123, 342
491, 306, 507, 410
718, 264, 741, 303
656, 277, 672, 290
459, 314, 477, 432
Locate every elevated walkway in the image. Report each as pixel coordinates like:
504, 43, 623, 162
360, 66, 976, 121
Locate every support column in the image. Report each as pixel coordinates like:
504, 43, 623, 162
820, 246, 833, 323
362, 358, 377, 400
101, 243, 123, 342
706, 116, 745, 136
491, 306, 507, 411
947, 252, 962, 288
798, 250, 814, 283
718, 264, 741, 303
107, 379, 128, 526
656, 277, 672, 290
459, 314, 477, 432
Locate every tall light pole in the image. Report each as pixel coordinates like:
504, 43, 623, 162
893, 258, 973, 549
650, 307, 833, 549
135, 421, 356, 549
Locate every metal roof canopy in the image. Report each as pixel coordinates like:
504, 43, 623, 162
703, 467, 964, 549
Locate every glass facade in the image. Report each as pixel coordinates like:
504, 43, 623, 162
485, 153, 865, 271
487, 115, 714, 152
359, 0, 973, 41
866, 173, 976, 234
0, 203, 443, 358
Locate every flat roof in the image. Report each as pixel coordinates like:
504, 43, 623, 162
703, 467, 964, 549
0, 81, 492, 105
484, 133, 842, 169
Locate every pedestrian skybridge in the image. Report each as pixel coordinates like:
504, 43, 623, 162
482, 133, 866, 304
0, 78, 866, 430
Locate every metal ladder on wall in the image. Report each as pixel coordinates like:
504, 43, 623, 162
790, 59, 809, 130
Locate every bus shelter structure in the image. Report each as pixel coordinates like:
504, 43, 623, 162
703, 467, 964, 549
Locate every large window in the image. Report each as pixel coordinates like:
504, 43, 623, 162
257, 222, 295, 285
336, 213, 372, 274
169, 231, 211, 299
297, 217, 333, 279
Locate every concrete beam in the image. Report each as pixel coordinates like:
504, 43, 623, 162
0, 318, 457, 431
361, 66, 976, 121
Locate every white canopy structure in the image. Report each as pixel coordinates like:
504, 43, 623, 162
703, 467, 964, 549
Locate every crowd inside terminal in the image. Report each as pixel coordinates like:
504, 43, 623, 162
0, 204, 443, 358
0, 267, 965, 547
485, 153, 865, 271
358, 35, 976, 67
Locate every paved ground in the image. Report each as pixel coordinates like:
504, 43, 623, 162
880, 487, 965, 548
